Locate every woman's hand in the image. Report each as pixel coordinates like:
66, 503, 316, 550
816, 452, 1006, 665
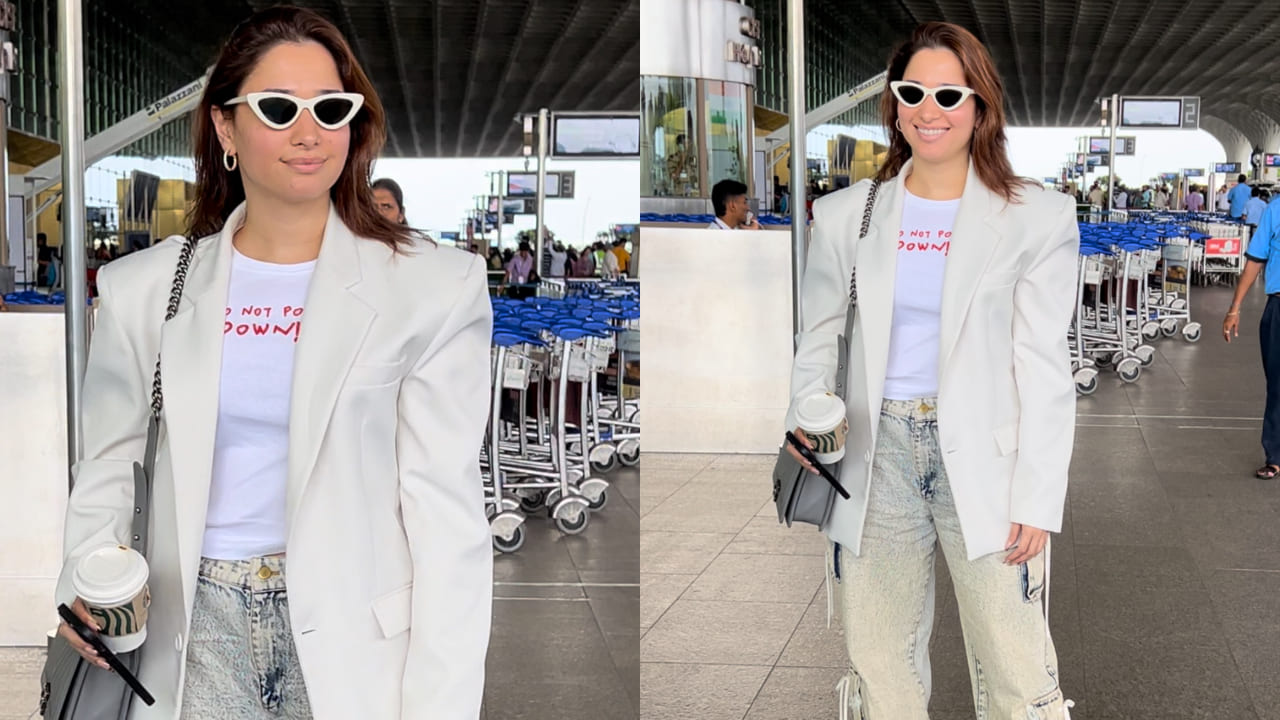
785, 429, 821, 475
56, 598, 110, 670
1223, 311, 1240, 342
1004, 523, 1049, 565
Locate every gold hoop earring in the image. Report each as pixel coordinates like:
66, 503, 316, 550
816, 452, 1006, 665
223, 150, 237, 172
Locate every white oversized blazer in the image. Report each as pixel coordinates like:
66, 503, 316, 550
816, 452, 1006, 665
55, 202, 494, 719
786, 159, 1080, 561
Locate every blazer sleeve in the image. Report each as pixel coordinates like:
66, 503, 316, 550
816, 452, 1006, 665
395, 254, 494, 719
785, 191, 855, 431
1009, 194, 1081, 531
55, 263, 150, 607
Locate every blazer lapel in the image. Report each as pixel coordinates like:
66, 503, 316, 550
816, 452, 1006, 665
938, 161, 1004, 369
285, 205, 377, 537
159, 209, 237, 615
856, 167, 906, 432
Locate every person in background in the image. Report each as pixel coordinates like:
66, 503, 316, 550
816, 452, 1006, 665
1224, 189, 1280, 478
549, 241, 568, 278
1186, 184, 1204, 213
1245, 186, 1268, 229
506, 241, 536, 299
573, 245, 595, 277
708, 179, 761, 230
1218, 185, 1231, 212
1114, 185, 1128, 210
36, 233, 52, 288
564, 246, 581, 277
1229, 174, 1252, 220
1154, 185, 1170, 210
488, 246, 503, 271
601, 243, 621, 279
611, 239, 631, 275
371, 177, 406, 224
1087, 182, 1103, 207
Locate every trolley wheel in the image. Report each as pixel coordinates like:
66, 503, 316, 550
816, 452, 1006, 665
1160, 319, 1179, 337
617, 439, 641, 467
518, 490, 548, 514
1075, 375, 1098, 395
490, 511, 526, 554
1182, 323, 1202, 343
552, 498, 590, 535
1141, 321, 1161, 341
545, 488, 563, 515
1171, 298, 1187, 310
500, 493, 522, 514
1073, 368, 1099, 396
579, 477, 610, 511
590, 443, 619, 474
492, 525, 525, 553
627, 408, 640, 424
567, 441, 583, 457
1116, 357, 1142, 383
1135, 345, 1155, 367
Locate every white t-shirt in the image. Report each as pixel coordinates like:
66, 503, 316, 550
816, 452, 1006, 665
203, 249, 316, 560
883, 191, 959, 401
549, 250, 568, 277
1115, 191, 1128, 209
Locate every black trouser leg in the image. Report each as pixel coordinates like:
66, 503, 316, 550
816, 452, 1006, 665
1260, 296, 1280, 465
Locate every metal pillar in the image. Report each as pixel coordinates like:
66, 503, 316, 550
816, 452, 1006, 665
1106, 94, 1118, 214
59, 0, 88, 485
787, 0, 806, 346
535, 108, 549, 275
0, 5, 14, 270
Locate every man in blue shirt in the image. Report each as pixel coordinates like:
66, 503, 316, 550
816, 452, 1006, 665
1226, 194, 1280, 477
1228, 174, 1252, 219
1245, 187, 1269, 228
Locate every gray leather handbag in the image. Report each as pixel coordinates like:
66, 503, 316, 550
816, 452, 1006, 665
39, 236, 197, 719
773, 179, 880, 528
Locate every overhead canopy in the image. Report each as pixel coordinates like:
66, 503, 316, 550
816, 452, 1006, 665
748, 0, 1280, 151
75, 0, 640, 158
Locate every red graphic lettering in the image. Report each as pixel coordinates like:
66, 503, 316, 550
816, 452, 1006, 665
939, 230, 953, 239
282, 306, 304, 318
274, 321, 302, 343
241, 305, 271, 318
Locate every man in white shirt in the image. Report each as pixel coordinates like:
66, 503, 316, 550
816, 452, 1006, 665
708, 179, 761, 230
1088, 183, 1104, 207
1115, 187, 1128, 210
549, 242, 568, 278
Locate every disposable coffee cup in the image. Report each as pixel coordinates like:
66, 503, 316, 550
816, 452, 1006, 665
796, 392, 849, 465
72, 544, 151, 653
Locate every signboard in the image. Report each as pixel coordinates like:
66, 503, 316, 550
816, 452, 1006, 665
1119, 96, 1200, 129
1159, 173, 1179, 182
1087, 155, 1105, 168
1265, 154, 1280, 168
551, 114, 640, 159
1205, 237, 1240, 258
1215, 162, 1242, 174
1117, 136, 1137, 155
1184, 168, 1205, 177
1088, 137, 1111, 154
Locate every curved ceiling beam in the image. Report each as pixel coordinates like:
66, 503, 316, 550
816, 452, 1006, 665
1201, 114, 1251, 164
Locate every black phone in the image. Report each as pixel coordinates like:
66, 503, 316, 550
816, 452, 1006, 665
784, 431, 851, 500
57, 604, 155, 706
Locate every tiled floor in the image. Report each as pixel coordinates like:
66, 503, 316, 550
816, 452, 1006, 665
640, 283, 1280, 720
0, 467, 638, 720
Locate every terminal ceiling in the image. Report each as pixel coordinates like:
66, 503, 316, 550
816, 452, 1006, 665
116, 0, 639, 158
787, 0, 1280, 149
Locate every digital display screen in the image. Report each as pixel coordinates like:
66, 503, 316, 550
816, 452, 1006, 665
1184, 169, 1205, 177
1266, 154, 1280, 168
551, 115, 641, 158
1086, 155, 1104, 167
1120, 98, 1183, 128
507, 172, 560, 198
1088, 137, 1110, 154
1215, 162, 1242, 174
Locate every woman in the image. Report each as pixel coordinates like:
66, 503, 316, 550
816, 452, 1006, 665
54, 7, 493, 719
371, 177, 407, 224
505, 241, 536, 299
785, 22, 1078, 719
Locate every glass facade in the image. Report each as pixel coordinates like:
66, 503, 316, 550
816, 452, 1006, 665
745, 0, 896, 128
641, 75, 701, 198
704, 80, 751, 187
11, 0, 201, 159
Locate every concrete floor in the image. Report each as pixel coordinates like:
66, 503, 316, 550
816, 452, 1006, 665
640, 283, 1280, 720
0, 466, 638, 720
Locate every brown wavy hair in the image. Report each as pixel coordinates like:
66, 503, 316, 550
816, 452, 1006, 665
189, 6, 418, 250
876, 22, 1028, 204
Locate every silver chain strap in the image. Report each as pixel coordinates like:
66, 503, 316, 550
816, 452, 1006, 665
148, 237, 199, 419
849, 179, 881, 303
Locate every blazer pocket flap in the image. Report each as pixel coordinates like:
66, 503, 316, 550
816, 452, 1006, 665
371, 584, 413, 638
993, 423, 1019, 456
346, 359, 405, 388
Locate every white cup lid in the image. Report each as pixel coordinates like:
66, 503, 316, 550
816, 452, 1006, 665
73, 545, 149, 607
796, 392, 846, 432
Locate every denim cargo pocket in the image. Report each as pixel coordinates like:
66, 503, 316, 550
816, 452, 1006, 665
1025, 686, 1066, 719
1020, 554, 1045, 603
